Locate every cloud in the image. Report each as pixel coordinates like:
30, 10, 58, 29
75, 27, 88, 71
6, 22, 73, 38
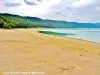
24, 0, 44, 5
4, 3, 22, 7
70, 0, 97, 8
96, 7, 100, 11
0, 0, 4, 5
24, 0, 37, 5
0, 0, 100, 22
4, 0, 22, 7
55, 11, 62, 14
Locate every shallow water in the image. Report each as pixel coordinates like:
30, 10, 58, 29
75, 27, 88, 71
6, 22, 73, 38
42, 28, 100, 43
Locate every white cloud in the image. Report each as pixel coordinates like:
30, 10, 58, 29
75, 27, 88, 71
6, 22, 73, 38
70, 0, 97, 8
1, 0, 62, 16
96, 7, 100, 11
5, 0, 22, 4
0, 0, 100, 22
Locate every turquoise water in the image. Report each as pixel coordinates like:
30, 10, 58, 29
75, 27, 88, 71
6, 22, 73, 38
42, 28, 100, 43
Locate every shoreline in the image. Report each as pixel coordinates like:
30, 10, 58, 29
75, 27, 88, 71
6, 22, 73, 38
35, 28, 100, 44
38, 29, 100, 44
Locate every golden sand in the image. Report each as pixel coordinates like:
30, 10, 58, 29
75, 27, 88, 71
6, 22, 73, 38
0, 28, 100, 75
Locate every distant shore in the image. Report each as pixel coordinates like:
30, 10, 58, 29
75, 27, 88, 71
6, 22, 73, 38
0, 28, 100, 75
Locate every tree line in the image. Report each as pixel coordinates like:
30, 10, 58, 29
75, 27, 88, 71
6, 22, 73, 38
0, 13, 100, 29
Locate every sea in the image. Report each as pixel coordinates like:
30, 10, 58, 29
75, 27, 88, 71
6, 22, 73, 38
42, 28, 100, 43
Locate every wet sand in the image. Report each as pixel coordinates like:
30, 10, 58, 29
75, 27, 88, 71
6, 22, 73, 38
0, 28, 100, 75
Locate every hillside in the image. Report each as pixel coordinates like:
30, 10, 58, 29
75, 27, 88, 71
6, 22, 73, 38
0, 13, 100, 29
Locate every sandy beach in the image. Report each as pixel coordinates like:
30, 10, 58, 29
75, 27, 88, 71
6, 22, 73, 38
0, 28, 100, 75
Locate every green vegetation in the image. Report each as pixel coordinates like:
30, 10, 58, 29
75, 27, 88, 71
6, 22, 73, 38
0, 15, 16, 29
39, 31, 75, 36
0, 13, 41, 28
0, 13, 100, 29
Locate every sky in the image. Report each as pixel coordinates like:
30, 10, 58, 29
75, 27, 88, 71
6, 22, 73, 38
0, 0, 100, 23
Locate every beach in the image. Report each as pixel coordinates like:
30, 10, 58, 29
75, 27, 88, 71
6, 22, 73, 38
0, 28, 100, 75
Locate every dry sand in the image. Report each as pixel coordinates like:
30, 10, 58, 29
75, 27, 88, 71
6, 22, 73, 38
0, 28, 100, 75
